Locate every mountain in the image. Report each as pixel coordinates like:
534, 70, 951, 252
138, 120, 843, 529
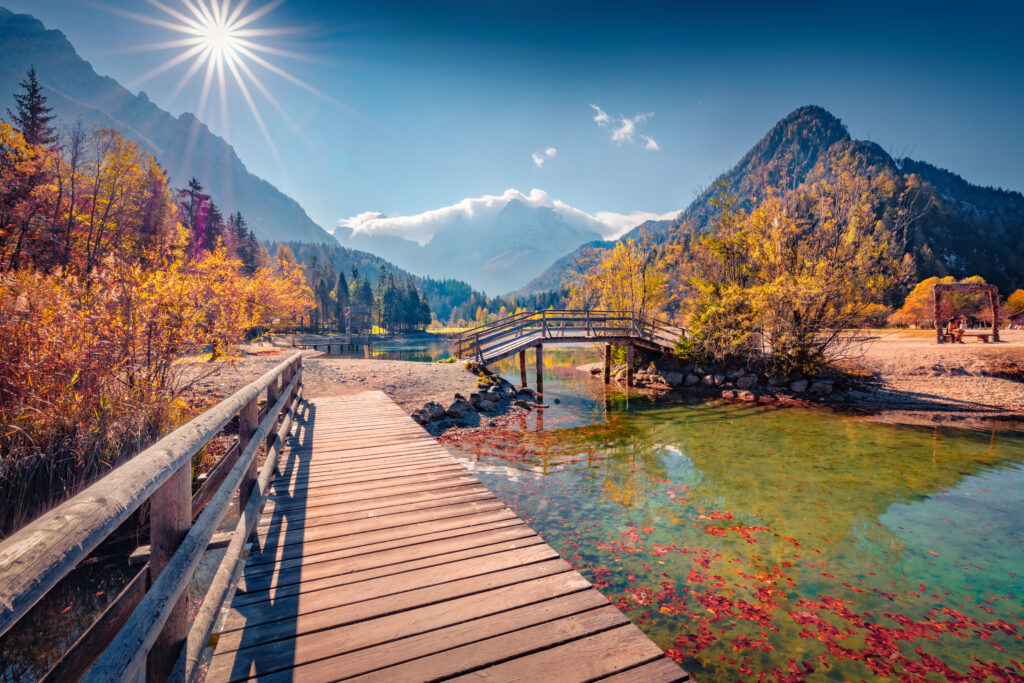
513, 219, 672, 297
0, 7, 333, 243
333, 189, 610, 295
522, 105, 1024, 294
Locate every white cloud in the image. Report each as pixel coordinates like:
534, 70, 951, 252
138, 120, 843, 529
531, 146, 557, 168
336, 188, 680, 244
590, 105, 659, 150
593, 209, 680, 238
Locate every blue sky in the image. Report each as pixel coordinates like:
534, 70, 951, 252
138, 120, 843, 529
7, 0, 1024, 233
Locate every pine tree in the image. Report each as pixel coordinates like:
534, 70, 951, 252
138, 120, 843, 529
7, 67, 56, 146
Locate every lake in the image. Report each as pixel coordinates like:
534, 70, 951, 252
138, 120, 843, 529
440, 347, 1024, 680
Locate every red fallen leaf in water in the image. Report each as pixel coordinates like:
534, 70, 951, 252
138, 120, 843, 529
60, 605, 71, 614
642, 526, 655, 534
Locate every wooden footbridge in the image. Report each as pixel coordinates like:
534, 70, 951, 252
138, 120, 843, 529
454, 310, 685, 391
0, 353, 688, 681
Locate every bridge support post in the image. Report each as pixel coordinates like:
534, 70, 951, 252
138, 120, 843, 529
626, 343, 634, 388
147, 464, 190, 682
519, 350, 527, 388
604, 344, 611, 384
535, 344, 544, 396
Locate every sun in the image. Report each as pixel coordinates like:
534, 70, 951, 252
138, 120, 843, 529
202, 21, 238, 55
114, 0, 334, 162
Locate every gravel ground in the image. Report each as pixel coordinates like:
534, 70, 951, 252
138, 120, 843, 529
181, 342, 480, 414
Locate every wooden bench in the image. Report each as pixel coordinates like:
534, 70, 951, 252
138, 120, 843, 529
944, 332, 991, 343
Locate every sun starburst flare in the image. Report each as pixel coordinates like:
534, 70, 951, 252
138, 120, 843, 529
108, 0, 338, 167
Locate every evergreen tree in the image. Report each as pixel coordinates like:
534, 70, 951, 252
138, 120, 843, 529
202, 203, 226, 253
7, 67, 56, 146
334, 271, 349, 327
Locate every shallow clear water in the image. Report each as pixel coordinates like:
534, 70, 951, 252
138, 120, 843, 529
321, 336, 453, 362
442, 349, 1024, 680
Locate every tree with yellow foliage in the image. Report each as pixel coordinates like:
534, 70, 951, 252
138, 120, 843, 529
683, 155, 918, 372
566, 230, 668, 319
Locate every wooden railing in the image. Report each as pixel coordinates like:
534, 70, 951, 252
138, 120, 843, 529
453, 309, 685, 363
0, 352, 303, 682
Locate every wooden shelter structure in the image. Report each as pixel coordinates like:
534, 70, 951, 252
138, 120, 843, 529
933, 283, 1000, 343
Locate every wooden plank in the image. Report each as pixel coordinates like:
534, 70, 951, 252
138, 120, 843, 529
260, 478, 488, 515
256, 488, 494, 534
350, 606, 631, 683
598, 658, 691, 682
259, 482, 489, 519
245, 508, 519, 568
223, 545, 562, 637
233, 534, 547, 607
256, 499, 509, 552
208, 567, 590, 680
258, 592, 613, 683
241, 519, 529, 584
237, 524, 539, 594
447, 623, 666, 682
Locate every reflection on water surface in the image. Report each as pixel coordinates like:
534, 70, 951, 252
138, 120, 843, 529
442, 348, 1024, 680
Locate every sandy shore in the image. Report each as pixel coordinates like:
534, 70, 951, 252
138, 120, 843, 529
838, 329, 1024, 428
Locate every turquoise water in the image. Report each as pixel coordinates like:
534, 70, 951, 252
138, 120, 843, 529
441, 352, 1024, 680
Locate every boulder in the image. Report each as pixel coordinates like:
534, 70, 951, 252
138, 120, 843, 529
661, 371, 684, 387
736, 373, 759, 390
475, 399, 499, 412
446, 400, 472, 419
767, 376, 788, 387
424, 401, 446, 420
702, 374, 715, 387
808, 381, 833, 396
789, 379, 808, 393
726, 369, 745, 380
720, 388, 736, 399
411, 411, 429, 425
516, 388, 536, 400
684, 373, 701, 386
735, 390, 756, 402
713, 374, 725, 386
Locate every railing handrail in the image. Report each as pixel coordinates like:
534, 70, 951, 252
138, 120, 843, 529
453, 309, 685, 360
0, 350, 303, 680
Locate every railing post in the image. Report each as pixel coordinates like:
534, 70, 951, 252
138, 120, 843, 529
519, 349, 527, 388
237, 395, 259, 511
265, 373, 280, 448
542, 311, 548, 337
146, 464, 190, 682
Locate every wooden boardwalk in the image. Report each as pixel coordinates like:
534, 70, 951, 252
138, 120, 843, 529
207, 392, 688, 682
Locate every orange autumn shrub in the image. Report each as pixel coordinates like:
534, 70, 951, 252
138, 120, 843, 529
0, 122, 313, 536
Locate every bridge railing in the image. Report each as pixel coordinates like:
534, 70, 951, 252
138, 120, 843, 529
453, 310, 684, 361
0, 352, 304, 682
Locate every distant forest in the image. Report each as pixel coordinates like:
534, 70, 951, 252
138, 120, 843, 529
276, 241, 564, 327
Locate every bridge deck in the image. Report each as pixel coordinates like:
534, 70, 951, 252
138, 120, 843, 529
206, 392, 688, 682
